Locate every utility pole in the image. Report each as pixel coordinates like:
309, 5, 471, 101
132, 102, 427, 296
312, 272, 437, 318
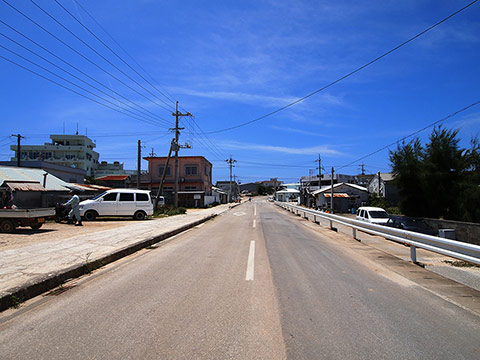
137, 140, 141, 189
149, 148, 156, 157
171, 101, 192, 208
225, 156, 236, 202
154, 138, 175, 210
377, 171, 382, 197
11, 134, 24, 167
315, 154, 322, 186
360, 163, 365, 175
330, 167, 334, 212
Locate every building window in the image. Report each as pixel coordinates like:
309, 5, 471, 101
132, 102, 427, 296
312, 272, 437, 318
185, 186, 197, 191
185, 165, 197, 176
158, 165, 171, 176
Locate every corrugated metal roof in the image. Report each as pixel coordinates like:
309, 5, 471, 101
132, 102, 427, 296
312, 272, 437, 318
95, 175, 130, 181
0, 166, 71, 191
312, 182, 367, 195
69, 183, 111, 192
4, 181, 47, 192
276, 189, 300, 194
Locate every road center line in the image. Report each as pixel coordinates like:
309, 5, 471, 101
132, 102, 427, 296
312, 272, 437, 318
245, 241, 255, 281
253, 219, 256, 228
254, 205, 257, 216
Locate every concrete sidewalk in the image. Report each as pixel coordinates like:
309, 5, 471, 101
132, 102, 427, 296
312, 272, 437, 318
0, 204, 236, 311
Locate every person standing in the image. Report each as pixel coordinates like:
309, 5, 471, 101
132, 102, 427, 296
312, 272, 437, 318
64, 190, 82, 226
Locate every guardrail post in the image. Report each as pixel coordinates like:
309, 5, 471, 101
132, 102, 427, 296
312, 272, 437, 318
410, 246, 417, 263
329, 220, 333, 230
352, 228, 358, 241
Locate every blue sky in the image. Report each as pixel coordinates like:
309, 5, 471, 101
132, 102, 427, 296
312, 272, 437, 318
1, 0, 479, 184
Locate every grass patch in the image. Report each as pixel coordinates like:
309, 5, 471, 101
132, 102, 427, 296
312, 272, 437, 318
154, 206, 187, 217
10, 295, 23, 309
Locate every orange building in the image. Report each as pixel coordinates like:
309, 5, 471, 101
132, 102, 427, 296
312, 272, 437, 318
143, 156, 213, 206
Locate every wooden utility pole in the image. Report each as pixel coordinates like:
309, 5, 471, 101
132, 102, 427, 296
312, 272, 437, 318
377, 171, 382, 197
154, 139, 175, 210
137, 139, 141, 189
225, 156, 236, 202
330, 167, 334, 212
11, 134, 24, 167
315, 154, 321, 186
171, 101, 192, 208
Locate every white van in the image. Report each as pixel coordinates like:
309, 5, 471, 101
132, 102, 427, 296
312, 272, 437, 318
356, 206, 389, 225
79, 189, 154, 221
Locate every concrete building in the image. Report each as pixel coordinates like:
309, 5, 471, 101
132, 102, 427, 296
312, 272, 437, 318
144, 155, 213, 207
215, 181, 239, 201
312, 183, 368, 213
10, 134, 125, 178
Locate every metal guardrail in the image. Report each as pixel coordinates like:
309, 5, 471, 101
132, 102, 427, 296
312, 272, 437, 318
276, 202, 480, 265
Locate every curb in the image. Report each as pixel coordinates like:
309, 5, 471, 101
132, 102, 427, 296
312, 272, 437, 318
0, 213, 217, 312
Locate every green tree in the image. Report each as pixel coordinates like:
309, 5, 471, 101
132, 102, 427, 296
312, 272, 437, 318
389, 138, 428, 217
389, 126, 479, 222
458, 137, 480, 222
423, 127, 465, 219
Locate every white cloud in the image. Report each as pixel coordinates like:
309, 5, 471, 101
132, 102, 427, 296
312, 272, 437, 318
219, 140, 342, 156
171, 87, 344, 109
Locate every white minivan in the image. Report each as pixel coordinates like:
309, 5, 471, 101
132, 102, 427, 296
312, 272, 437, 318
356, 206, 389, 225
79, 189, 154, 221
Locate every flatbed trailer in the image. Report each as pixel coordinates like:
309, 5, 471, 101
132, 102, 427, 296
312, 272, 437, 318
0, 208, 55, 233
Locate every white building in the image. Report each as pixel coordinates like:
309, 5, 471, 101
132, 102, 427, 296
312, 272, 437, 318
276, 183, 300, 202
10, 134, 125, 178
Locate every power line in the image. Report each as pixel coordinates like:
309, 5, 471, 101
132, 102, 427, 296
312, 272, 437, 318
31, 0, 174, 111
0, 54, 171, 128
0, 20, 171, 126
70, 0, 176, 104
0, 31, 171, 128
54, 0, 175, 107
204, 0, 479, 135
2, 0, 174, 113
0, 45, 169, 128
337, 99, 480, 170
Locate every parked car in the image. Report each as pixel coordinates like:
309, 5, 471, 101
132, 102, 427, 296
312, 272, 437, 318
79, 189, 154, 221
386, 215, 437, 236
356, 206, 389, 225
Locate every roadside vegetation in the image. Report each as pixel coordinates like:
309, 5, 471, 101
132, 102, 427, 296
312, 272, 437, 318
389, 126, 480, 222
154, 206, 187, 217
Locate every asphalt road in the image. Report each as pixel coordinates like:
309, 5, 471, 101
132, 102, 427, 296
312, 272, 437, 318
0, 199, 479, 359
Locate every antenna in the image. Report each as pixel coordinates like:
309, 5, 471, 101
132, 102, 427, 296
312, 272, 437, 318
76, 123, 79, 135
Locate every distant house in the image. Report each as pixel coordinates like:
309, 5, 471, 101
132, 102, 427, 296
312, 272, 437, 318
239, 182, 258, 194
312, 183, 368, 213
209, 186, 228, 204
276, 183, 300, 202
215, 181, 239, 201
367, 173, 399, 206
143, 155, 213, 207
